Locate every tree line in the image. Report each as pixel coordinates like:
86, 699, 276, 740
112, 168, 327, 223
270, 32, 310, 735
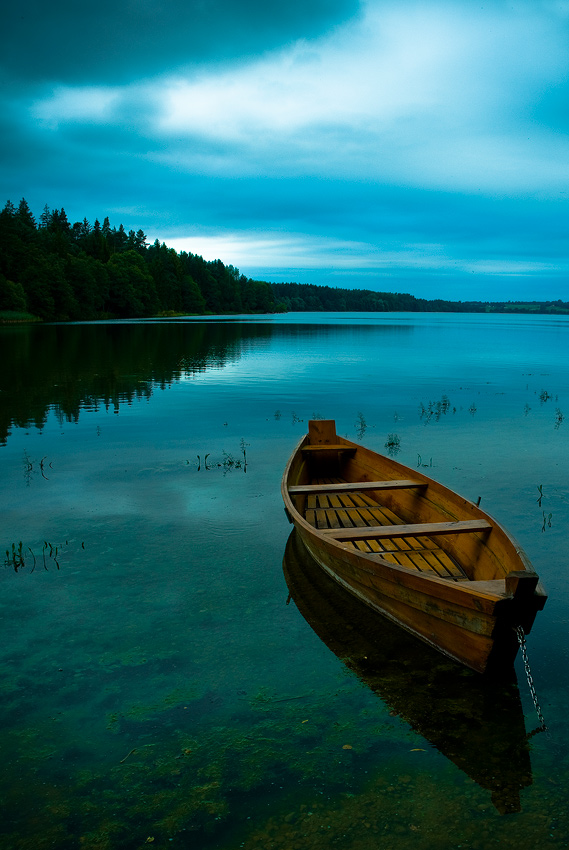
0, 199, 279, 320
270, 282, 569, 314
2, 198, 568, 321
271, 281, 450, 312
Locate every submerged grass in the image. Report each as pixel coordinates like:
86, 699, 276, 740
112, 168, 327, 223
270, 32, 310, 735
2, 321, 568, 850
193, 440, 249, 472
419, 395, 453, 423
384, 433, 401, 456
355, 412, 367, 440
3, 539, 84, 572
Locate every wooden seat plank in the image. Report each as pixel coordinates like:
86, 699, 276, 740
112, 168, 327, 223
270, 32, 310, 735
289, 478, 425, 494
301, 444, 357, 454
322, 519, 492, 541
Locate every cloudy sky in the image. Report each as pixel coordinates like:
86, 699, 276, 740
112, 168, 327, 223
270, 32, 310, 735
3, 0, 569, 301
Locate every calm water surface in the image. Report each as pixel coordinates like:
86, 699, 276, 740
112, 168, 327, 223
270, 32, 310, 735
1, 312, 568, 849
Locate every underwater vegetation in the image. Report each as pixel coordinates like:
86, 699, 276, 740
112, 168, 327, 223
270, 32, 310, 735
355, 412, 367, 440
384, 433, 401, 456
22, 450, 53, 485
419, 394, 453, 422
193, 440, 248, 473
3, 539, 84, 572
2, 317, 568, 850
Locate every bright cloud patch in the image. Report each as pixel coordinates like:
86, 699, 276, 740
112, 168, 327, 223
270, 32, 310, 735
160, 231, 558, 278
159, 9, 452, 137
32, 86, 119, 128
151, 2, 569, 191
31, 0, 569, 195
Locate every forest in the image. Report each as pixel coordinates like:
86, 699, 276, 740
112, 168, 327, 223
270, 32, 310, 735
270, 284, 569, 313
2, 199, 568, 321
0, 199, 278, 321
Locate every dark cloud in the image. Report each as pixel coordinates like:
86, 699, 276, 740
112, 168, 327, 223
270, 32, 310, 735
3, 0, 361, 85
3, 0, 569, 302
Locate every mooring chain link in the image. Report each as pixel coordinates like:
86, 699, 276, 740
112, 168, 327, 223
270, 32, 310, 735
515, 625, 547, 736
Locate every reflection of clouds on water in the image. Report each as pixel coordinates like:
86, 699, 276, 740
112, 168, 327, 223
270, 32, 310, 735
1, 315, 568, 848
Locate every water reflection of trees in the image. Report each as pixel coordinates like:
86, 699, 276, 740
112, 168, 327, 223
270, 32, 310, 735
1, 321, 273, 444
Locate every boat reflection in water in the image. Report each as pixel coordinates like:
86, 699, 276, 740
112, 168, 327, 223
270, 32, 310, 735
283, 529, 534, 815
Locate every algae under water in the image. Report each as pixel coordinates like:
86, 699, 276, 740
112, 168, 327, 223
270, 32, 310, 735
1, 313, 569, 849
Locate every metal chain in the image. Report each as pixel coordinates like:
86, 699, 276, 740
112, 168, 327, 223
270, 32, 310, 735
515, 625, 547, 735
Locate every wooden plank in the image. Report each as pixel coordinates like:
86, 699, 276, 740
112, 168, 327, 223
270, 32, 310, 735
366, 539, 390, 554
321, 510, 341, 529
421, 548, 465, 579
289, 478, 425, 494
355, 503, 402, 526
326, 510, 342, 529
328, 492, 381, 529
326, 495, 345, 529
335, 493, 409, 531
305, 509, 317, 526
505, 571, 539, 598
308, 419, 337, 444
387, 550, 416, 569
403, 552, 440, 574
320, 519, 492, 541
347, 492, 404, 523
328, 494, 343, 508
315, 509, 328, 528
397, 539, 441, 574
306, 480, 471, 581
372, 541, 464, 579
337, 509, 357, 527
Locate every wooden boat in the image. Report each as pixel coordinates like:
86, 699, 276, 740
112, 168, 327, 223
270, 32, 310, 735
283, 529, 533, 814
281, 419, 547, 674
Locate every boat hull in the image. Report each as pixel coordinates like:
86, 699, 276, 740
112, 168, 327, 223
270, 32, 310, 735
283, 528, 534, 814
300, 530, 509, 672
282, 421, 546, 674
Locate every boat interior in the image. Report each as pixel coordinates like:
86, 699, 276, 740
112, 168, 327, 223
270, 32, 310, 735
286, 420, 522, 586
299, 480, 470, 581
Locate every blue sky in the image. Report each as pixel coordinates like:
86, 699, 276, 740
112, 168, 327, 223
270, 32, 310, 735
3, 0, 569, 301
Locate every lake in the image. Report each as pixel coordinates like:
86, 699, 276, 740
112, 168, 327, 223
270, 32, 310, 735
1, 312, 568, 849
